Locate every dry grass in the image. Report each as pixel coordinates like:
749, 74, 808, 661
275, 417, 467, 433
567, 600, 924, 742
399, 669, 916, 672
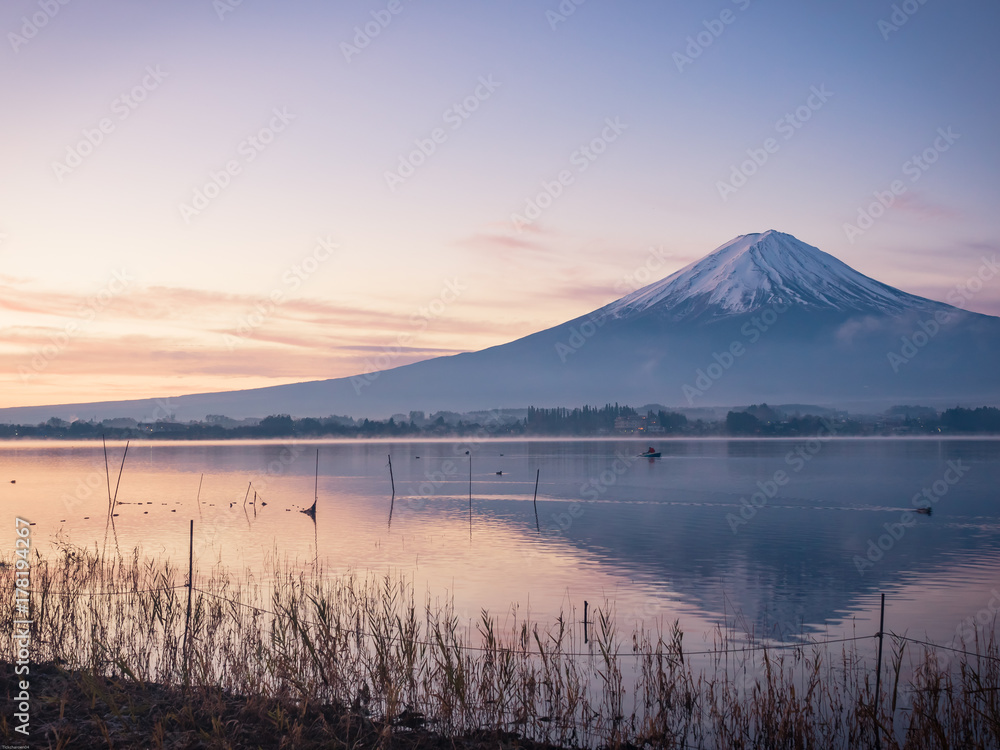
2, 544, 998, 749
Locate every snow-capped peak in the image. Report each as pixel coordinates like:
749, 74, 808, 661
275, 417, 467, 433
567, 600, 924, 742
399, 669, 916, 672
603, 230, 937, 321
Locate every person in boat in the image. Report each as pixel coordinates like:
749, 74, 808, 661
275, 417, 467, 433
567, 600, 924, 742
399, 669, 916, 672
647, 447, 655, 454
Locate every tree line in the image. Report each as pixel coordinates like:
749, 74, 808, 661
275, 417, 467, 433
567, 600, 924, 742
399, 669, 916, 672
0, 405, 997, 440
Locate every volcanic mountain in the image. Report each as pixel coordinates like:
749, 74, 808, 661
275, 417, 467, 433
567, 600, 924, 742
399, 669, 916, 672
3, 230, 999, 422
604, 231, 940, 321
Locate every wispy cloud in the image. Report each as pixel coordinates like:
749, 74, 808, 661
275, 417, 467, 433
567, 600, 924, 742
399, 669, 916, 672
0, 276, 537, 407
892, 192, 961, 221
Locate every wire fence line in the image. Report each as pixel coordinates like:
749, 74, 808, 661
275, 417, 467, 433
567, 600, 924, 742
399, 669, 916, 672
887, 632, 1000, 663
22, 582, 1000, 664
23, 584, 188, 597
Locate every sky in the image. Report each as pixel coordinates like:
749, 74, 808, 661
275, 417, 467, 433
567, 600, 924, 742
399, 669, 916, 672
2, 0, 999, 408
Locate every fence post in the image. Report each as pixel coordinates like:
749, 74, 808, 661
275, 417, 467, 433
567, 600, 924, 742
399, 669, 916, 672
532, 469, 540, 532
873, 592, 885, 750
387, 454, 395, 496
183, 519, 193, 689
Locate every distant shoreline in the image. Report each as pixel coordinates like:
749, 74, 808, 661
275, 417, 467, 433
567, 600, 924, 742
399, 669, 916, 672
2, 403, 998, 441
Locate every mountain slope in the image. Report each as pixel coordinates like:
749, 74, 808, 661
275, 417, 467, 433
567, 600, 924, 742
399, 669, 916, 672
2, 231, 998, 423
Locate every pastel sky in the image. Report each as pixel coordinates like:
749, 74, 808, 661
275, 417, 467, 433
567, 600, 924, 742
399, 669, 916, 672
3, 0, 999, 408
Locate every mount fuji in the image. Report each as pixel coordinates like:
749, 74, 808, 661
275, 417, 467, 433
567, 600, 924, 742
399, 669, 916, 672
603, 231, 940, 321
3, 230, 999, 423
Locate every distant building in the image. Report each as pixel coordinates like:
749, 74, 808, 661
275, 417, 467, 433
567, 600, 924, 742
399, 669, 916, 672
614, 415, 646, 433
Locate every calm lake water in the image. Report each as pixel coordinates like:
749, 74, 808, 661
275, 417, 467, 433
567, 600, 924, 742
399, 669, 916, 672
3, 437, 999, 650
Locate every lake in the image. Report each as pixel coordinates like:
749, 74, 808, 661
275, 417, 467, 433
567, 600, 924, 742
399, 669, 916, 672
3, 436, 999, 651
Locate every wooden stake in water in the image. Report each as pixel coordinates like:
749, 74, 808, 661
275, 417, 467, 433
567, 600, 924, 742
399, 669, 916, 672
111, 440, 130, 513
584, 600, 590, 645
532, 468, 540, 533
183, 519, 193, 689
196, 473, 204, 521
874, 592, 886, 750
102, 435, 112, 513
387, 454, 395, 497
301, 449, 318, 519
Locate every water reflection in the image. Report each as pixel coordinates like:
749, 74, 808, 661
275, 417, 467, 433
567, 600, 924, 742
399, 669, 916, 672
2, 437, 998, 645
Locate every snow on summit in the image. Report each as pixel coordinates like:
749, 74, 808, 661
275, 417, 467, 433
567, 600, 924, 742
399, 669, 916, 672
604, 230, 940, 322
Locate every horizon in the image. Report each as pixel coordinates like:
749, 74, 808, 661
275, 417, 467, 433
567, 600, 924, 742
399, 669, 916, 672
4, 400, 998, 432
4, 1, 1000, 409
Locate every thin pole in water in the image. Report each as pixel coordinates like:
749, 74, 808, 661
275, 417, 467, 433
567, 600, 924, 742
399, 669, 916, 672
873, 592, 886, 750
301, 449, 318, 519
196, 473, 204, 521
183, 519, 193, 689
387, 454, 395, 497
532, 468, 540, 533
466, 451, 472, 535
584, 600, 589, 645
111, 440, 130, 512
102, 435, 112, 513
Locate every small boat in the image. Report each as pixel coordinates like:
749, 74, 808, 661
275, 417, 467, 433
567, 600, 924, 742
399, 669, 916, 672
639, 451, 661, 458
915, 506, 932, 515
